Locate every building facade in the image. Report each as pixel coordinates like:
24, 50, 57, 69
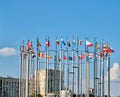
0, 76, 19, 97
37, 69, 63, 96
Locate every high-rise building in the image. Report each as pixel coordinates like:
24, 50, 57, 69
0, 76, 19, 97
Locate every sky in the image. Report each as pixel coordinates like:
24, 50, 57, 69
0, 0, 120, 96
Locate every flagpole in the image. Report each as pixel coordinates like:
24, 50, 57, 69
76, 37, 79, 97
59, 37, 62, 95
19, 51, 22, 97
72, 36, 75, 97
94, 39, 98, 97
66, 37, 69, 96
45, 38, 47, 97
108, 54, 110, 97
101, 42, 105, 97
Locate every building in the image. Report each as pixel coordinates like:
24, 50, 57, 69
36, 69, 63, 96
0, 76, 19, 97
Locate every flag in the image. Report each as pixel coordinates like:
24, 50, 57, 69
37, 38, 41, 47
24, 52, 27, 58
56, 39, 59, 45
69, 56, 72, 61
72, 39, 76, 46
27, 40, 32, 50
46, 54, 52, 59
67, 40, 71, 47
46, 40, 50, 47
39, 53, 44, 58
95, 42, 99, 48
86, 40, 93, 47
21, 44, 24, 52
79, 54, 85, 60
63, 55, 67, 60
89, 53, 93, 59
78, 40, 82, 45
61, 37, 66, 45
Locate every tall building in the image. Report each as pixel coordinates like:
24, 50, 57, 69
0, 76, 19, 97
36, 69, 63, 96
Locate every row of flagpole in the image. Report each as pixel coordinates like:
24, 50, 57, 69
19, 36, 114, 97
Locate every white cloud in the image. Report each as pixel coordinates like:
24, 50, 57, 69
0, 47, 19, 56
105, 63, 120, 81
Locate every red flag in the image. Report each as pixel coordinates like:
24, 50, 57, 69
79, 54, 85, 60
86, 40, 93, 47
63, 55, 67, 60
27, 40, 32, 50
46, 40, 50, 47
37, 38, 41, 47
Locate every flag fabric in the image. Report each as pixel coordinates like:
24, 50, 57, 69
21, 45, 24, 52
67, 40, 71, 47
46, 54, 52, 59
86, 40, 93, 47
37, 38, 41, 47
69, 56, 72, 61
78, 40, 82, 45
89, 53, 93, 59
39, 53, 44, 58
79, 54, 85, 60
27, 40, 32, 50
72, 39, 76, 46
46, 40, 50, 47
61, 37, 66, 45
56, 39, 59, 45
95, 42, 99, 48
63, 55, 67, 60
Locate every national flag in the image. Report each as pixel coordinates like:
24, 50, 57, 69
37, 38, 41, 47
72, 39, 76, 46
95, 42, 99, 48
46, 54, 52, 59
78, 40, 82, 45
69, 56, 72, 61
63, 55, 67, 60
46, 40, 50, 47
27, 40, 32, 50
39, 53, 44, 58
61, 37, 66, 45
86, 40, 93, 47
79, 54, 85, 60
32, 53, 36, 58
21, 44, 24, 52
67, 40, 71, 47
24, 52, 27, 58
56, 39, 59, 45
89, 53, 93, 59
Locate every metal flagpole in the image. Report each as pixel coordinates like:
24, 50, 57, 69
80, 50, 83, 97
72, 37, 75, 97
76, 37, 79, 97
108, 54, 110, 97
94, 39, 98, 97
66, 38, 69, 96
59, 37, 62, 95
19, 51, 22, 97
25, 53, 29, 97
101, 42, 105, 97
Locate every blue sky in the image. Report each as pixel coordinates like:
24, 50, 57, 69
0, 0, 120, 96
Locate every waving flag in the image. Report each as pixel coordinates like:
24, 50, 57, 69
78, 40, 82, 45
72, 39, 76, 46
63, 55, 67, 60
60, 36, 66, 45
46, 54, 52, 59
69, 56, 72, 61
67, 40, 71, 47
86, 40, 93, 47
20, 44, 24, 52
46, 40, 50, 47
37, 38, 41, 47
39, 53, 44, 58
89, 53, 93, 59
79, 54, 85, 60
56, 39, 59, 45
27, 40, 32, 50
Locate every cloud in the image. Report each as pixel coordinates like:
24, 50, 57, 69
0, 47, 19, 56
105, 63, 120, 82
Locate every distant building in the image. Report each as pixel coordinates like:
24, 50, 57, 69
0, 76, 19, 97
36, 69, 63, 96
